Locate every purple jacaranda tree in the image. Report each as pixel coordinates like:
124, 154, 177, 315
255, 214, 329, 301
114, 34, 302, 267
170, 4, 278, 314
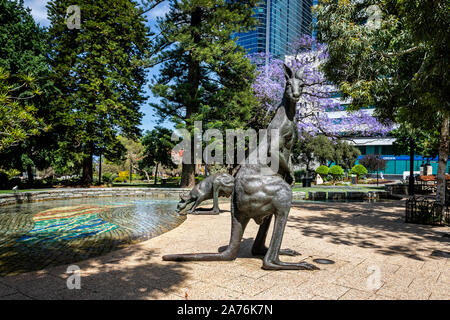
250, 35, 393, 139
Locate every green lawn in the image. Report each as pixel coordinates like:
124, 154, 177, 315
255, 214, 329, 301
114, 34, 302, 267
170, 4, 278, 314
0, 189, 52, 194
292, 185, 385, 195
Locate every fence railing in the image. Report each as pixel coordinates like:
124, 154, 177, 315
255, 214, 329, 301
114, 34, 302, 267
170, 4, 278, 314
405, 196, 449, 226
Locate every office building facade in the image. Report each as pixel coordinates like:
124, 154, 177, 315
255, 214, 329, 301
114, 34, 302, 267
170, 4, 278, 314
235, 0, 313, 58
326, 94, 450, 178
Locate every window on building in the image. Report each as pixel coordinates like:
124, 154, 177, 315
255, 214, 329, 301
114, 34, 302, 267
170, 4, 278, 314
381, 145, 393, 155
357, 146, 366, 155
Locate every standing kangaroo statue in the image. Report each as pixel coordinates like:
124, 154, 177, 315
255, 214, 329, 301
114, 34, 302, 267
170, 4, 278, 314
163, 64, 318, 271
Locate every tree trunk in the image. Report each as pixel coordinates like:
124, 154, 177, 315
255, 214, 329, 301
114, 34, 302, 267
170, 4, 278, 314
132, 163, 151, 183
409, 137, 415, 195
436, 115, 449, 208
154, 162, 159, 185
306, 161, 310, 178
144, 170, 151, 183
98, 153, 102, 185
129, 160, 133, 183
26, 164, 34, 186
82, 144, 93, 185
180, 7, 202, 189
180, 163, 195, 188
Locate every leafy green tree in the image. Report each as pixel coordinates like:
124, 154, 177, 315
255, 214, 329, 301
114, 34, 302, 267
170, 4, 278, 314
0, 0, 58, 184
351, 164, 368, 179
329, 165, 344, 182
392, 123, 441, 159
315, 0, 449, 205
0, 69, 42, 151
0, 0, 49, 76
292, 132, 316, 175
116, 136, 152, 183
140, 127, 177, 185
311, 135, 335, 166
150, 0, 259, 187
294, 133, 359, 174
315, 165, 329, 180
333, 140, 361, 171
46, 0, 152, 184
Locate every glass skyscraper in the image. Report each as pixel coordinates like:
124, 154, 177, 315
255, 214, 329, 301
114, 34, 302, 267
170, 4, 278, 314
235, 0, 313, 58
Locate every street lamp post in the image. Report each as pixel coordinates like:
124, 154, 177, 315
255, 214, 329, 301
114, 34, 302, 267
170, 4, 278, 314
98, 153, 102, 185
409, 137, 415, 195
376, 154, 379, 186
129, 160, 132, 183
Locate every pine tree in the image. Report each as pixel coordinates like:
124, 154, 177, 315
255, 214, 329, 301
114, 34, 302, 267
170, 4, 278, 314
150, 0, 259, 187
0, 0, 56, 184
47, 0, 151, 184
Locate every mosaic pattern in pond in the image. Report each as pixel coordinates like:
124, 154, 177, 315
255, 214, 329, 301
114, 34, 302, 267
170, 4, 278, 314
0, 198, 184, 276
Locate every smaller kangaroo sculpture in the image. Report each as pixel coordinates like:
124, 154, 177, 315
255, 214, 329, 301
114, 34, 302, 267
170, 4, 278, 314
176, 173, 234, 215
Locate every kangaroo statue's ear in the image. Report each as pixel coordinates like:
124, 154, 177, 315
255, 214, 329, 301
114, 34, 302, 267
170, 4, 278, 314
283, 63, 293, 80
295, 68, 304, 80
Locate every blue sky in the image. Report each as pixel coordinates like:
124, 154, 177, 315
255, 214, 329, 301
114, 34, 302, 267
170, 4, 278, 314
23, 0, 173, 133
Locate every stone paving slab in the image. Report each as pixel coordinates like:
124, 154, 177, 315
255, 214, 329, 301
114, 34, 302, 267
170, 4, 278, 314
0, 200, 449, 300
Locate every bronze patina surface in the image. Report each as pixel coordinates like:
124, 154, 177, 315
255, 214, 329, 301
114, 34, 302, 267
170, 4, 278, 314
163, 64, 319, 270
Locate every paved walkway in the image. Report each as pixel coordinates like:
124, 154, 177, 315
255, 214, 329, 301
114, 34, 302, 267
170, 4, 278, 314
0, 201, 448, 300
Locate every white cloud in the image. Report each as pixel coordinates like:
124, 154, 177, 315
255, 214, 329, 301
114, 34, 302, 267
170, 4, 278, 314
147, 1, 170, 19
23, 0, 50, 26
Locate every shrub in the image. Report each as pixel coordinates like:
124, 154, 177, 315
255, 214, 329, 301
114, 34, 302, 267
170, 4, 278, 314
329, 165, 344, 181
0, 171, 9, 189
195, 176, 206, 183
0, 169, 21, 189
118, 171, 129, 179
114, 176, 127, 183
167, 176, 181, 184
41, 176, 55, 187
315, 165, 329, 179
350, 164, 368, 178
101, 173, 116, 184
294, 169, 306, 182
9, 177, 22, 188
136, 173, 149, 181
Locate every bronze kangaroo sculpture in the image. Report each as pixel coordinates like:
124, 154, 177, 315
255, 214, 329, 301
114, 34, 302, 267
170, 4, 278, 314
176, 173, 234, 215
163, 64, 318, 271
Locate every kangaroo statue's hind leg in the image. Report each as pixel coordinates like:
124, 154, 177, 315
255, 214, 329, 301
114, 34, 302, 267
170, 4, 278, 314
251, 215, 301, 257
162, 192, 249, 262
262, 208, 318, 270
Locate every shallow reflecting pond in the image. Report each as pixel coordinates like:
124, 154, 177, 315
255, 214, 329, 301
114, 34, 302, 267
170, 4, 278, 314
0, 197, 184, 276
